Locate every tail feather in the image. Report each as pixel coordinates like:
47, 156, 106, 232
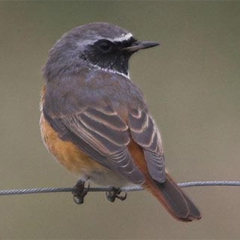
145, 173, 201, 221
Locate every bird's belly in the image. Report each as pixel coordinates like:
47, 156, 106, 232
88, 169, 130, 187
40, 112, 129, 187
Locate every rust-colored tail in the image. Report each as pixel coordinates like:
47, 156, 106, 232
145, 173, 201, 221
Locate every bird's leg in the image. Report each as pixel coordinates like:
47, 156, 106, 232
106, 187, 127, 202
72, 180, 90, 204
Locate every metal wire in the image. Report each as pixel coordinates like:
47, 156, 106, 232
0, 181, 240, 196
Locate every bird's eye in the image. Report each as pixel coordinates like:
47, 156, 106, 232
97, 40, 113, 53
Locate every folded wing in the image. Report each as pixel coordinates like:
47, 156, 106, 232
43, 106, 145, 184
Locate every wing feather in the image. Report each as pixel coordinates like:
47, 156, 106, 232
129, 108, 166, 183
84, 108, 128, 131
44, 107, 145, 184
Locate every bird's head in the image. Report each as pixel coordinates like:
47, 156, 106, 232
44, 22, 159, 80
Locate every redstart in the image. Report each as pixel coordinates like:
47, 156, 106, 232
40, 22, 201, 221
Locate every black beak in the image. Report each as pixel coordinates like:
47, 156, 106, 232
123, 41, 159, 53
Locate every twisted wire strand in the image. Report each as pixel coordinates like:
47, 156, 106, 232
0, 181, 240, 196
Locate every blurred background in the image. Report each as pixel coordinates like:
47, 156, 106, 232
0, 1, 240, 239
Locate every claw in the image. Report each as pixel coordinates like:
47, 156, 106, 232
117, 191, 127, 201
106, 187, 127, 202
72, 180, 90, 204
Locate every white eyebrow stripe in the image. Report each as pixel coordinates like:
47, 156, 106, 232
109, 32, 133, 42
80, 33, 134, 47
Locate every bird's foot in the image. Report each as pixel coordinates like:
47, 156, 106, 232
72, 180, 90, 204
106, 187, 127, 202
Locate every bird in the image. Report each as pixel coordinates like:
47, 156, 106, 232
40, 22, 201, 221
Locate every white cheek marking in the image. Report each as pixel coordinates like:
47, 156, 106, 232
89, 62, 130, 79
